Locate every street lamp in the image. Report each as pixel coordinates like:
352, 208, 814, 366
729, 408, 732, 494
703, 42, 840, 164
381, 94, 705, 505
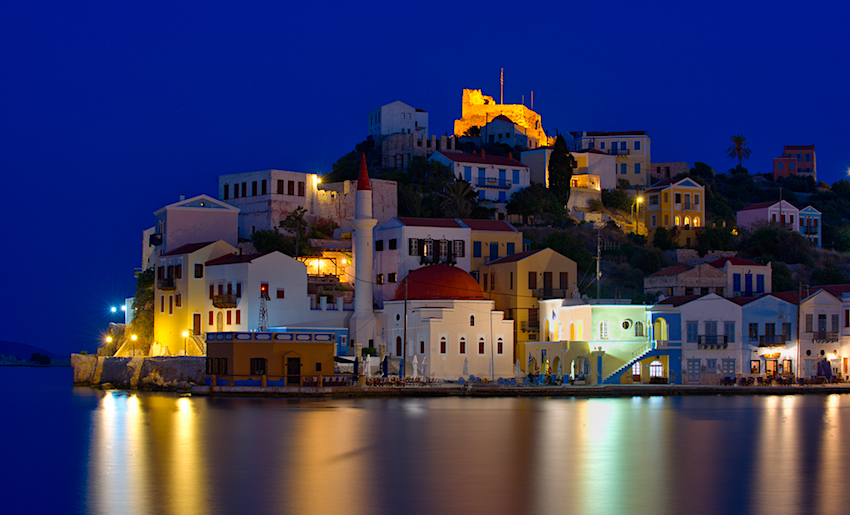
634, 196, 644, 235
110, 306, 117, 324
131, 334, 137, 356
182, 331, 189, 356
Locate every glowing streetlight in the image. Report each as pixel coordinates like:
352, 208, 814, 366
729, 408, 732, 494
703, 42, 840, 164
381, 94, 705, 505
182, 331, 189, 356
131, 334, 137, 356
106, 336, 113, 344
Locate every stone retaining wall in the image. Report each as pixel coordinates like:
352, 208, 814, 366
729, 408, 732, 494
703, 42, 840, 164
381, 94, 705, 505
71, 354, 205, 390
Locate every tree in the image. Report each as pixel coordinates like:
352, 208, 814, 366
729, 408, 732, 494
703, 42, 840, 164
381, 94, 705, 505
695, 225, 735, 255
738, 225, 813, 266
725, 134, 752, 167
541, 231, 595, 280
29, 352, 50, 365
506, 183, 564, 224
811, 266, 849, 286
548, 134, 574, 204
126, 268, 154, 352
280, 206, 310, 258
436, 179, 476, 218
462, 126, 481, 137
771, 261, 796, 292
251, 229, 295, 256
652, 227, 676, 251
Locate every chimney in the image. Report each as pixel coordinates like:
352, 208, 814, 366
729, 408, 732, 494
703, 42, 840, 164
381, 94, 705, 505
480, 149, 485, 159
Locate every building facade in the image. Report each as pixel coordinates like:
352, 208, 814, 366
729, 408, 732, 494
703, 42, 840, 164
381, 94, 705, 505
773, 145, 816, 182
736, 200, 822, 247
569, 131, 651, 189
645, 177, 705, 248
453, 89, 552, 146
368, 100, 428, 138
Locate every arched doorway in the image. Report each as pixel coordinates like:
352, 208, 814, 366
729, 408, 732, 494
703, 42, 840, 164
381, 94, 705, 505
528, 357, 538, 374
571, 356, 590, 383
650, 360, 664, 379
553, 357, 562, 377
216, 312, 223, 332
570, 323, 575, 341
653, 318, 668, 343
396, 336, 402, 356
544, 320, 550, 341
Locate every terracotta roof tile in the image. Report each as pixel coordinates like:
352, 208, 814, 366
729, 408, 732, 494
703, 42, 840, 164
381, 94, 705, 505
162, 241, 216, 256
396, 217, 464, 228
460, 219, 517, 232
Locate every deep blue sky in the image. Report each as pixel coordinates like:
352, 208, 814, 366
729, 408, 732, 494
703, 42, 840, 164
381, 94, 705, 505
3, 1, 849, 355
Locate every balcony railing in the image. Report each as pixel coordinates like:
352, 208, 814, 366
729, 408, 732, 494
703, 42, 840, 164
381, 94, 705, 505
609, 148, 630, 156
420, 254, 457, 266
521, 321, 539, 332
157, 278, 176, 290
476, 178, 512, 189
532, 288, 568, 299
759, 334, 788, 347
697, 335, 728, 349
149, 233, 163, 246
812, 331, 839, 342
803, 227, 819, 235
212, 294, 238, 309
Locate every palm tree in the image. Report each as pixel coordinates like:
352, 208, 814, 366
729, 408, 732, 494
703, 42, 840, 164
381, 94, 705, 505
725, 134, 752, 167
437, 180, 476, 218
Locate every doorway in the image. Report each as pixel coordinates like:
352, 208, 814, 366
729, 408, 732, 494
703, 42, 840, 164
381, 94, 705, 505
286, 357, 301, 385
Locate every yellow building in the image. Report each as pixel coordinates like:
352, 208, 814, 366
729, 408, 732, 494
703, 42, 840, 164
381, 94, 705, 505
150, 240, 238, 356
478, 248, 578, 361
205, 331, 335, 386
645, 178, 705, 248
465, 219, 524, 273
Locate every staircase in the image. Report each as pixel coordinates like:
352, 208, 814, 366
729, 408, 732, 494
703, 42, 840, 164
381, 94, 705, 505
602, 343, 653, 384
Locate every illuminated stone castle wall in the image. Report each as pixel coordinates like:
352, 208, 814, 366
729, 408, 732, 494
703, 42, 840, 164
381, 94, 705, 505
454, 89, 552, 146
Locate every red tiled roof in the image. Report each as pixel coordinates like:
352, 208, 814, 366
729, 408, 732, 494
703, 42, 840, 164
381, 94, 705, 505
491, 114, 514, 123
655, 294, 702, 307
646, 179, 676, 190
485, 249, 543, 266
783, 145, 815, 150
434, 151, 526, 167
396, 217, 464, 228
737, 200, 781, 212
708, 257, 761, 268
648, 265, 691, 277
391, 264, 484, 301
461, 219, 517, 232
163, 241, 216, 256
205, 253, 264, 266
811, 284, 850, 298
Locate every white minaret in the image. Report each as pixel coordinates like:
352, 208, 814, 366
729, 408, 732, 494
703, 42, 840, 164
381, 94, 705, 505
350, 153, 378, 350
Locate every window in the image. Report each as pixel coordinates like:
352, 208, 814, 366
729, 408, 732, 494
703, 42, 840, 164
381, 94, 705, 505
497, 338, 504, 354
600, 141, 605, 150
846, 309, 849, 328
194, 264, 204, 278
777, 162, 783, 170
168, 295, 173, 315
205, 357, 227, 375
675, 215, 680, 226
175, 294, 182, 308
233, 183, 239, 197
235, 310, 241, 324
316, 362, 322, 372
223, 184, 229, 199
649, 195, 659, 206
790, 162, 795, 170
439, 239, 449, 258
686, 321, 698, 343
675, 193, 682, 204
478, 337, 485, 354
725, 322, 735, 343
749, 323, 759, 341
252, 181, 258, 196
632, 362, 641, 376
499, 191, 506, 203
832, 314, 839, 332
409, 238, 419, 256
389, 273, 397, 283
288, 181, 295, 195
733, 274, 741, 293
634, 140, 641, 151
250, 358, 267, 375
420, 340, 425, 354
509, 272, 513, 290
751, 360, 761, 374
722, 359, 735, 375
560, 272, 568, 289
621, 163, 627, 175
695, 194, 700, 206
513, 170, 520, 184
375, 240, 384, 251
261, 180, 267, 195
635, 321, 644, 337
783, 323, 791, 338
226, 310, 232, 325
241, 182, 247, 197
600, 321, 609, 339
528, 271, 537, 290
650, 214, 656, 227
706, 359, 717, 372
663, 192, 668, 203
160, 295, 165, 313
482, 274, 488, 291
635, 163, 640, 175
805, 314, 813, 332
473, 241, 482, 258
440, 337, 447, 354
454, 240, 465, 257
396, 336, 402, 356
376, 274, 384, 285
478, 190, 486, 200
470, 316, 475, 327
765, 323, 775, 336
298, 182, 305, 196
620, 141, 627, 150
389, 238, 397, 250
236, 283, 242, 298
459, 337, 467, 354
464, 167, 472, 181
276, 289, 285, 299
277, 180, 284, 194
649, 360, 663, 377
757, 275, 765, 293
208, 311, 214, 325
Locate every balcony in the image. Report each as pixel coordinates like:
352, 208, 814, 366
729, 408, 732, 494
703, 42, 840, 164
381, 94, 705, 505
420, 254, 457, 266
476, 178, 512, 189
157, 278, 176, 290
812, 331, 839, 342
697, 334, 728, 349
149, 233, 163, 246
521, 321, 539, 332
759, 334, 788, 347
609, 148, 630, 156
533, 288, 568, 299
803, 226, 819, 235
212, 294, 238, 309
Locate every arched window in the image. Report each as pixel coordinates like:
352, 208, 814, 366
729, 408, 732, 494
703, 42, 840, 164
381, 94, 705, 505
675, 215, 681, 226
497, 338, 504, 354
440, 336, 447, 354
478, 337, 485, 354
694, 217, 701, 228
570, 322, 576, 341
684, 216, 691, 228
650, 360, 664, 377
419, 339, 425, 354
396, 336, 402, 356
600, 321, 609, 339
470, 315, 475, 326
632, 362, 641, 376
459, 337, 466, 354
635, 321, 645, 337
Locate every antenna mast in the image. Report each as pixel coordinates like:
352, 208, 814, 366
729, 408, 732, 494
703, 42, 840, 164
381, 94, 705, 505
500, 68, 504, 104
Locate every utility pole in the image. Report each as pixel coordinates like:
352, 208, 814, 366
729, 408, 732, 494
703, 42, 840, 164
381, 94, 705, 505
402, 277, 408, 379
596, 228, 602, 300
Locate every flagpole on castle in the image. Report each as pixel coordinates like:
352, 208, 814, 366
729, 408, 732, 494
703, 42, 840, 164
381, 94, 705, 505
500, 68, 504, 104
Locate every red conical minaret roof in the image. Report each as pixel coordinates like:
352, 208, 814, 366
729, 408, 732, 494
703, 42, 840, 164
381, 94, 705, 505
357, 153, 371, 191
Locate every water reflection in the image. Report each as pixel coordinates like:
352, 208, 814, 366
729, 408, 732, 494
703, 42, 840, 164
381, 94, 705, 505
80, 392, 850, 515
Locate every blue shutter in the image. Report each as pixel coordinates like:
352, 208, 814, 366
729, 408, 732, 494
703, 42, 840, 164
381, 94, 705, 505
464, 167, 471, 181
757, 275, 764, 293
745, 274, 753, 296
512, 169, 519, 184
490, 243, 499, 260
473, 241, 481, 258
507, 242, 515, 255
621, 163, 627, 175
635, 163, 641, 175
498, 191, 506, 203
733, 274, 741, 293
478, 190, 486, 200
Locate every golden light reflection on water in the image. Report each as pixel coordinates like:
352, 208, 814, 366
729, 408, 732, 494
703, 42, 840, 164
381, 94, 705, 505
83, 392, 850, 515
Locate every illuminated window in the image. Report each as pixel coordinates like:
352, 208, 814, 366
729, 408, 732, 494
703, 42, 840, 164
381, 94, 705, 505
675, 216, 681, 226
649, 360, 663, 377
684, 216, 690, 227
600, 321, 609, 339
632, 362, 641, 376
694, 217, 701, 228
377, 274, 384, 285
388, 273, 397, 283
635, 321, 644, 337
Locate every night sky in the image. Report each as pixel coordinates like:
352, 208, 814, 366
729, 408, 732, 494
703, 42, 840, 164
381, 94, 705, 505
3, 1, 849, 355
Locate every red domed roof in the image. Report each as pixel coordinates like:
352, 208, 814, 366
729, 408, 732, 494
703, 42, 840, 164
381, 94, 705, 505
391, 264, 484, 301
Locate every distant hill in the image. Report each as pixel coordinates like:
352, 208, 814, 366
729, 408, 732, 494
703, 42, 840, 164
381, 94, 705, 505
0, 341, 69, 361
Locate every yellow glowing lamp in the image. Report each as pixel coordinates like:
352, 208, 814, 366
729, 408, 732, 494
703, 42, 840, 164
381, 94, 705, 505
106, 336, 113, 343
131, 334, 137, 341
182, 331, 189, 338
637, 197, 643, 203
